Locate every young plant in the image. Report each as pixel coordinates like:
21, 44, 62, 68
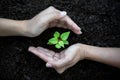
47, 31, 70, 49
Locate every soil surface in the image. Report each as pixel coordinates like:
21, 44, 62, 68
0, 0, 120, 80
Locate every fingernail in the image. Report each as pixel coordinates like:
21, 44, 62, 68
79, 31, 82, 34
46, 63, 52, 67
78, 31, 82, 34
28, 47, 34, 51
76, 28, 82, 34
76, 31, 82, 34
60, 11, 67, 17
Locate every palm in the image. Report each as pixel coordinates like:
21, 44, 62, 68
29, 46, 66, 63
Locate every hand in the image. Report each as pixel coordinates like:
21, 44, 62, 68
28, 43, 86, 74
24, 6, 82, 37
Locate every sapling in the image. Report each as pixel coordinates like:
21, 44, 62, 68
47, 31, 70, 49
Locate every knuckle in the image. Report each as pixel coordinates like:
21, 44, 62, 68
49, 6, 59, 13
49, 6, 55, 10
48, 7, 61, 17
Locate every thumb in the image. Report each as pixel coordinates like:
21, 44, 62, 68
44, 11, 67, 23
46, 63, 53, 68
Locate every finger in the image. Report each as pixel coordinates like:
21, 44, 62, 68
28, 46, 51, 62
47, 58, 70, 74
54, 20, 68, 28
48, 56, 71, 68
37, 47, 55, 57
48, 47, 76, 68
56, 62, 74, 74
60, 16, 82, 34
49, 19, 67, 28
49, 20, 59, 27
53, 53, 61, 59
40, 6, 61, 16
46, 63, 53, 67
43, 11, 67, 24
60, 52, 65, 59
46, 53, 61, 68
52, 18, 82, 35
48, 54, 73, 74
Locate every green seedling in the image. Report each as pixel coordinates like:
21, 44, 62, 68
47, 31, 70, 49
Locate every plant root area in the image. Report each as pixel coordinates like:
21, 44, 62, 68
0, 0, 120, 80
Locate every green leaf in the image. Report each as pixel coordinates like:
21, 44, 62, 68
54, 31, 60, 38
47, 31, 70, 49
48, 38, 58, 44
63, 40, 69, 45
47, 41, 52, 45
55, 44, 61, 49
60, 31, 70, 40
58, 41, 64, 48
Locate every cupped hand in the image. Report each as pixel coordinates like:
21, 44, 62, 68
28, 43, 85, 74
24, 6, 82, 37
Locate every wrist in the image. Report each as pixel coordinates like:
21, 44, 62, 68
18, 20, 36, 37
77, 43, 93, 60
18, 20, 29, 36
75, 43, 87, 60
81, 44, 101, 61
21, 19, 45, 37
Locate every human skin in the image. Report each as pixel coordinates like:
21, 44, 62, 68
0, 6, 82, 37
28, 43, 120, 74
0, 6, 82, 73
1, 6, 119, 74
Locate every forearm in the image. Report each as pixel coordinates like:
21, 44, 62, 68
80, 44, 120, 68
0, 18, 27, 36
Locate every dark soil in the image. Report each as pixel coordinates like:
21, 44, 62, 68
0, 0, 120, 80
